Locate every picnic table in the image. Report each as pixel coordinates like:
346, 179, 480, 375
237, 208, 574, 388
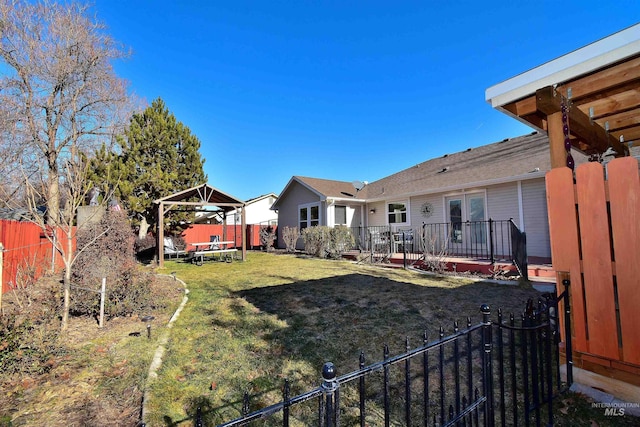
188, 241, 237, 265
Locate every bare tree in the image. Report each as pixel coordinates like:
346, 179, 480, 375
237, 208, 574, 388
24, 154, 116, 330
0, 0, 134, 330
420, 225, 451, 274
0, 0, 132, 224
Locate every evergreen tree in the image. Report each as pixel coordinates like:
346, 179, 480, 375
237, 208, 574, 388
90, 98, 207, 236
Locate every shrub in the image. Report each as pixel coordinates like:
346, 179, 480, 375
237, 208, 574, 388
71, 210, 156, 319
301, 226, 354, 258
0, 276, 63, 375
326, 226, 354, 259
259, 226, 276, 251
134, 234, 155, 254
0, 316, 55, 375
281, 226, 299, 252
301, 226, 329, 257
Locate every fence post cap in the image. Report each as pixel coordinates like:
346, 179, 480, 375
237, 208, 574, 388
322, 362, 336, 380
480, 304, 490, 314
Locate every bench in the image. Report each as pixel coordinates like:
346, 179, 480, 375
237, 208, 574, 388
191, 248, 238, 265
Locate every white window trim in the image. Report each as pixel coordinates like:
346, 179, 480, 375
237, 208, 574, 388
441, 190, 488, 222
298, 202, 321, 228
386, 199, 410, 226
334, 205, 347, 226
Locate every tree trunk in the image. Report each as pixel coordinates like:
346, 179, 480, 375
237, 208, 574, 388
138, 216, 150, 240
61, 270, 71, 331
60, 226, 74, 331
47, 165, 60, 226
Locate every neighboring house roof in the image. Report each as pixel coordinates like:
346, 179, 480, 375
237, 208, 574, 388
0, 207, 44, 221
274, 132, 592, 205
198, 193, 279, 223
244, 193, 278, 205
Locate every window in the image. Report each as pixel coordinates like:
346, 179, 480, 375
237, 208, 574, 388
299, 203, 320, 229
335, 205, 347, 225
310, 205, 319, 226
388, 201, 408, 224
299, 206, 308, 229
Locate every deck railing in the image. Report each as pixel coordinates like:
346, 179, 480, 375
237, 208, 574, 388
349, 219, 524, 266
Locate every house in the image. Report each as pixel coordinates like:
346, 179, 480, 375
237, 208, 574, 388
195, 193, 278, 226
272, 131, 589, 262
225, 193, 278, 226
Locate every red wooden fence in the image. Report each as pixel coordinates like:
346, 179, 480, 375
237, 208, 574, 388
546, 157, 640, 369
180, 224, 276, 250
2, 221, 277, 294
0, 220, 58, 294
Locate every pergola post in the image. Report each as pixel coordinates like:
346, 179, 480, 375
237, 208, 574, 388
241, 205, 247, 261
158, 201, 165, 268
548, 112, 567, 169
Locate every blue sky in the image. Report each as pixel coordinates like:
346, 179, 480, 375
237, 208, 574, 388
93, 1, 639, 201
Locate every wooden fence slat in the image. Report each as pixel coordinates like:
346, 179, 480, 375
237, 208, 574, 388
575, 163, 619, 360
546, 167, 588, 352
1, 220, 57, 293
606, 157, 640, 365
181, 224, 271, 249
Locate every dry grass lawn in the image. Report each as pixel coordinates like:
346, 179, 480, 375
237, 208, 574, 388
2, 252, 637, 427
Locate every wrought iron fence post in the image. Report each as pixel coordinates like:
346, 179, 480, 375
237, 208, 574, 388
489, 218, 495, 264
359, 352, 366, 427
283, 379, 290, 427
481, 304, 494, 427
402, 232, 407, 269
545, 300, 554, 427
321, 362, 338, 427
562, 278, 573, 386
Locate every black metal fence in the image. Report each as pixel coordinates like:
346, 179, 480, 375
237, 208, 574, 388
509, 220, 528, 281
350, 219, 524, 267
204, 282, 572, 427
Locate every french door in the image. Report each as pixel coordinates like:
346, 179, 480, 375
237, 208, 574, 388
445, 194, 487, 254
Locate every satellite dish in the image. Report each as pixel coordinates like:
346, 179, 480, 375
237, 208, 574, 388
352, 180, 367, 191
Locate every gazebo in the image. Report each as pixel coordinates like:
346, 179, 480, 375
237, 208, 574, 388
154, 184, 246, 267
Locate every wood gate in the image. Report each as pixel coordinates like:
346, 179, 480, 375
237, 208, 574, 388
546, 157, 640, 384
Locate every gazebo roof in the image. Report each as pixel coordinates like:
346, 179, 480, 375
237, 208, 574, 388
486, 23, 640, 156
154, 183, 244, 212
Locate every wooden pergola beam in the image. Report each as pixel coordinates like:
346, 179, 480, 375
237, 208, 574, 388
536, 86, 630, 157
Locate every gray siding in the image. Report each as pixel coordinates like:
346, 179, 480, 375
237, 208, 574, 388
275, 182, 322, 249
366, 201, 387, 227
411, 195, 446, 225
521, 178, 551, 259
486, 183, 519, 223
